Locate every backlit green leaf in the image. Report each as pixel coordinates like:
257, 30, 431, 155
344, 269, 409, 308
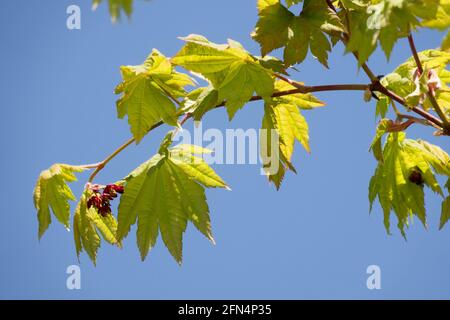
260, 81, 324, 188
33, 164, 85, 239
73, 190, 121, 264
117, 137, 228, 263
172, 35, 275, 119
116, 49, 194, 143
253, 0, 343, 67
369, 132, 450, 237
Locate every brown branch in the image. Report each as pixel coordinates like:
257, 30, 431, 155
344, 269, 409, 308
274, 74, 369, 92
85, 81, 376, 182
277, 72, 444, 129
370, 81, 444, 128
88, 138, 136, 182
407, 34, 424, 75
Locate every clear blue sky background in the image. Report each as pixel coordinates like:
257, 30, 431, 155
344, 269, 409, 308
1, 0, 450, 299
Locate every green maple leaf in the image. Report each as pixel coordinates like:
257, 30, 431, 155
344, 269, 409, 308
441, 180, 450, 229
369, 132, 450, 237
252, 0, 295, 57
92, 0, 133, 22
252, 0, 343, 67
422, 0, 450, 30
344, 7, 379, 63
172, 35, 275, 120
260, 81, 324, 188
115, 49, 194, 143
369, 118, 393, 161
441, 196, 450, 229
442, 31, 450, 51
33, 164, 85, 239
73, 190, 121, 265
116, 134, 229, 263
344, 0, 440, 61
187, 86, 220, 121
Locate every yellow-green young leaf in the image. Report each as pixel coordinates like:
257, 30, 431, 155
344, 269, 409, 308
117, 142, 228, 263
115, 153, 164, 241
172, 35, 275, 120
273, 103, 310, 156
73, 191, 101, 265
73, 190, 121, 264
343, 5, 375, 63
260, 105, 295, 189
422, 0, 450, 30
273, 81, 325, 110
87, 210, 121, 247
189, 86, 220, 121
115, 49, 194, 143
440, 196, 450, 230
253, 0, 343, 67
369, 119, 393, 161
442, 31, 450, 51
259, 80, 323, 188
170, 145, 230, 189
92, 0, 133, 22
379, 50, 450, 114
393, 50, 450, 77
33, 164, 85, 239
369, 133, 450, 237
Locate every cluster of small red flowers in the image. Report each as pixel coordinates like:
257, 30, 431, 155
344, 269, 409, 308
87, 184, 124, 217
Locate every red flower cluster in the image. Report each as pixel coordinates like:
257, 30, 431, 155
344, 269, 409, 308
87, 184, 124, 217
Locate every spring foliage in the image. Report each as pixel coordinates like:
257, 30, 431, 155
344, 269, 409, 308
34, 0, 450, 264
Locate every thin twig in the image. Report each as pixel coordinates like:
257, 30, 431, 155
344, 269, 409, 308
408, 34, 424, 75
274, 74, 369, 92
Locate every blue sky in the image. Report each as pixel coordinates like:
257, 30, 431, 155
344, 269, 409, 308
1, 0, 450, 299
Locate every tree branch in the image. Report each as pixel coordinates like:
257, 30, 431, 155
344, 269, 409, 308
370, 81, 444, 128
88, 137, 136, 182
275, 74, 369, 92
84, 81, 376, 182
407, 34, 424, 75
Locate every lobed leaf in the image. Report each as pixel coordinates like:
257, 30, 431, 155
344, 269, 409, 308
116, 49, 194, 143
73, 190, 121, 265
252, 0, 343, 67
343, 0, 440, 62
117, 138, 229, 263
172, 35, 275, 119
33, 164, 85, 239
369, 132, 450, 237
260, 81, 323, 188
